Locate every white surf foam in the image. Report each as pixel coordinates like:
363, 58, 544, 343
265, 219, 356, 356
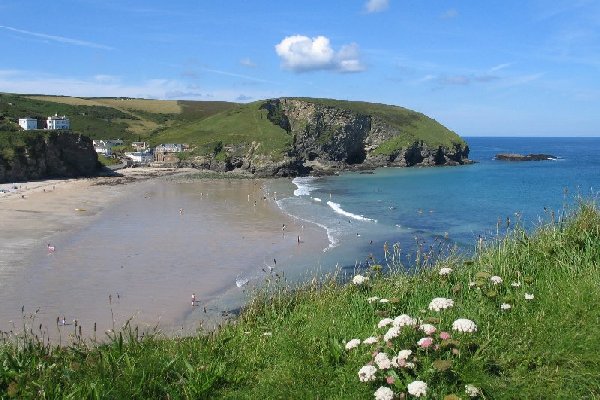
292, 177, 317, 197
327, 201, 377, 222
313, 197, 322, 202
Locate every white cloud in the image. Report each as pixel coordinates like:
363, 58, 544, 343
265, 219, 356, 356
440, 9, 458, 19
365, 0, 389, 13
240, 57, 257, 68
275, 35, 365, 73
0, 25, 113, 50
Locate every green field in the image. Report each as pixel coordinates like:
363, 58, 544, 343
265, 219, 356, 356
1, 202, 598, 399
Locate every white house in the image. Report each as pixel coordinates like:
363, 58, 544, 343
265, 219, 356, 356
46, 114, 70, 130
18, 117, 38, 130
131, 141, 148, 150
124, 151, 153, 164
155, 143, 184, 153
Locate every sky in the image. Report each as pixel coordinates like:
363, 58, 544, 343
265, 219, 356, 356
1, 0, 599, 137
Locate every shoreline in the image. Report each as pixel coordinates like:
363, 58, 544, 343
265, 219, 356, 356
0, 168, 330, 342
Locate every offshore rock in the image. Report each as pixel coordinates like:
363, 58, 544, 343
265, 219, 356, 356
495, 153, 557, 161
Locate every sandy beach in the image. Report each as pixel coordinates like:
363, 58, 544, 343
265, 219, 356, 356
0, 168, 329, 343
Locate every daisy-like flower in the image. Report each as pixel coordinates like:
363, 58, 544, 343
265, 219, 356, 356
378, 318, 394, 328
353, 274, 369, 285
500, 303, 511, 310
374, 352, 392, 369
465, 384, 481, 397
367, 296, 380, 303
417, 337, 434, 348
358, 365, 378, 382
407, 380, 428, 397
428, 297, 454, 311
363, 336, 378, 345
439, 267, 453, 276
345, 338, 361, 350
511, 282, 521, 287
379, 298, 390, 303
383, 326, 401, 342
490, 275, 503, 285
452, 318, 477, 333
393, 314, 417, 327
374, 386, 394, 400
525, 293, 535, 300
419, 323, 436, 335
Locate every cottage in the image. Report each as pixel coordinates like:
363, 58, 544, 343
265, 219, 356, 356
155, 143, 184, 153
131, 141, 148, 151
124, 151, 153, 164
18, 117, 38, 130
46, 114, 70, 130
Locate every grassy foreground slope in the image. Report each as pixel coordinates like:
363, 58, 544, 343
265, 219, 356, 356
1, 203, 599, 399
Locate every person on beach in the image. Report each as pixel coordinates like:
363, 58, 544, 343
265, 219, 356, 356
191, 293, 196, 306
179, 208, 184, 215
61, 316, 66, 326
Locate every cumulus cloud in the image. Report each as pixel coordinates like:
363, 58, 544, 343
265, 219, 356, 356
365, 0, 389, 13
275, 35, 365, 73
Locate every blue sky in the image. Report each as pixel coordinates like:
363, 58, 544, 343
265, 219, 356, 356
1, 0, 599, 136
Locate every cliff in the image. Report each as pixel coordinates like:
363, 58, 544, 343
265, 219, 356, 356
0, 131, 99, 183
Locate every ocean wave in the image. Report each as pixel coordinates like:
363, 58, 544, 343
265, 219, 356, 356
327, 201, 377, 222
292, 177, 317, 197
313, 197, 322, 202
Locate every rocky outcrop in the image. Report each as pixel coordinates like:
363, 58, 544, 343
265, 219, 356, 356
0, 131, 99, 183
495, 153, 557, 161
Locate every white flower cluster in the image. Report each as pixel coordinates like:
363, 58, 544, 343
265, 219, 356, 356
374, 386, 394, 400
353, 274, 369, 285
358, 365, 377, 382
500, 303, 511, 310
393, 314, 418, 327
490, 275, 503, 285
428, 297, 454, 311
465, 384, 481, 397
525, 293, 535, 300
407, 380, 428, 397
452, 318, 477, 333
363, 336, 378, 345
383, 326, 400, 342
367, 296, 380, 303
345, 338, 361, 350
439, 267, 453, 276
419, 323, 436, 335
378, 318, 394, 328
511, 281, 521, 287
374, 352, 392, 369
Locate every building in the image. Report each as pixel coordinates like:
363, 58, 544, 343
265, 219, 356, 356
46, 114, 70, 130
18, 117, 38, 130
155, 143, 184, 153
93, 140, 113, 156
124, 151, 153, 164
131, 141, 148, 151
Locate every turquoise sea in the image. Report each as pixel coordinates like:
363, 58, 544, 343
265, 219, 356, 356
272, 137, 600, 274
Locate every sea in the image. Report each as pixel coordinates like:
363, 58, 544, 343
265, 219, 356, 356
271, 137, 600, 273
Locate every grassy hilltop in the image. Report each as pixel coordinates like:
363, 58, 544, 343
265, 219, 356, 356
1, 203, 599, 399
1, 93, 466, 163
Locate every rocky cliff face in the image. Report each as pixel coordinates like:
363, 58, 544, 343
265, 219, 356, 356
253, 98, 470, 176
0, 132, 99, 183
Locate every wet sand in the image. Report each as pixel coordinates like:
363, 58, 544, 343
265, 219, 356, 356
0, 169, 329, 343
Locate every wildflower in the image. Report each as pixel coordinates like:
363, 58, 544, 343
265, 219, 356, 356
263, 332, 272, 336
469, 281, 477, 287
439, 331, 451, 340
452, 318, 477, 333
407, 380, 428, 397
428, 297, 454, 311
500, 303, 511, 310
367, 296, 380, 303
490, 275, 503, 285
374, 352, 392, 369
465, 384, 481, 397
383, 326, 401, 342
417, 337, 434, 349
393, 314, 417, 327
511, 282, 521, 287
374, 386, 394, 400
358, 365, 378, 382
405, 362, 416, 369
525, 293, 535, 300
378, 318, 394, 328
397, 349, 412, 360
379, 298, 390, 303
345, 338, 361, 350
419, 323, 436, 335
363, 336, 378, 345
353, 274, 369, 285
439, 267, 453, 276
386, 375, 395, 385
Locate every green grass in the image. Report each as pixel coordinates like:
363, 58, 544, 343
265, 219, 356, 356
1, 202, 599, 399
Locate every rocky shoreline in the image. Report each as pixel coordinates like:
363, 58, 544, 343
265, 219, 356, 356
495, 153, 557, 161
